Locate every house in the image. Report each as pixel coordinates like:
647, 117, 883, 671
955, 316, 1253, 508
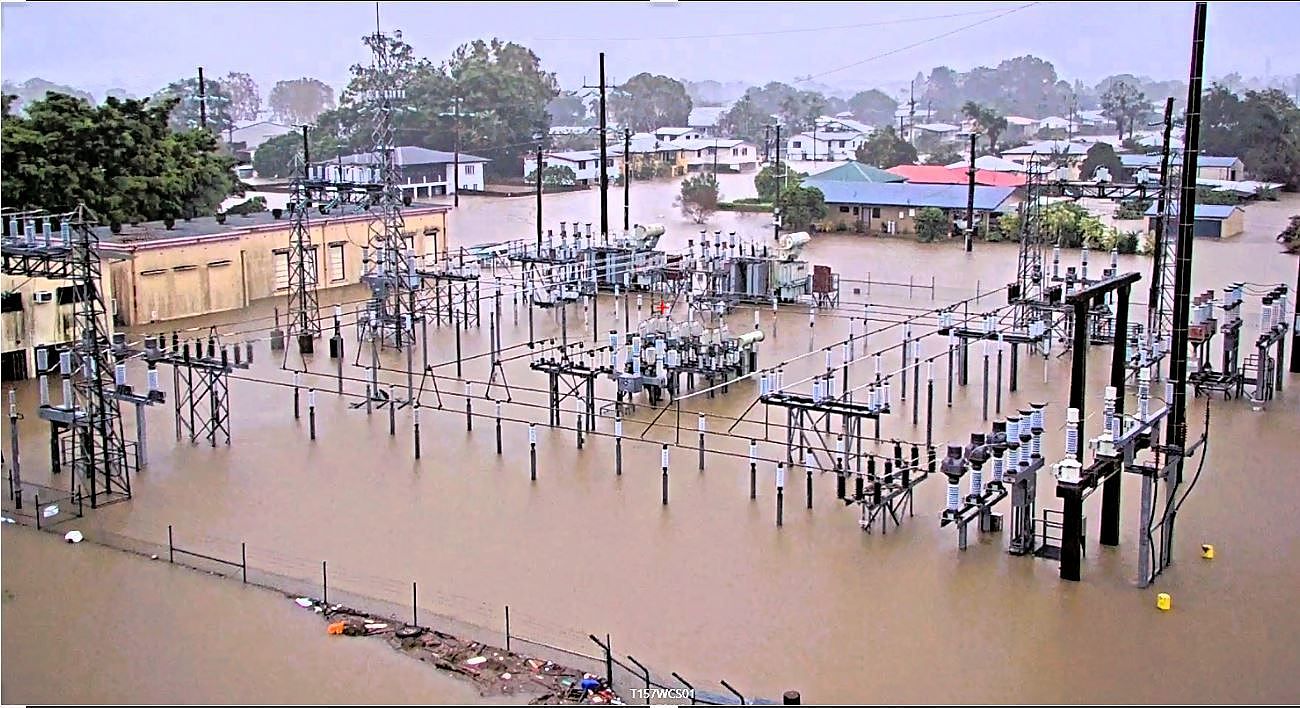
806, 161, 905, 184
886, 164, 1025, 188
1144, 202, 1245, 239
1118, 154, 1246, 182
611, 133, 689, 178
687, 106, 728, 135
1035, 116, 1080, 137
654, 126, 703, 142
945, 155, 1030, 173
1003, 115, 1039, 141
786, 131, 868, 161
1000, 140, 1093, 178
320, 146, 490, 198
908, 122, 962, 149
802, 181, 1018, 235
670, 138, 758, 172
815, 115, 873, 136
228, 120, 295, 153
522, 150, 622, 185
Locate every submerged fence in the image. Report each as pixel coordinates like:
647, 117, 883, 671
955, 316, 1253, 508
2, 512, 781, 705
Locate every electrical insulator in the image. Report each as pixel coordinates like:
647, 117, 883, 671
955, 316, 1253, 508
1066, 407, 1080, 458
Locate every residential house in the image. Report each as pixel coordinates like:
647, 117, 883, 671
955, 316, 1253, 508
611, 133, 689, 178
802, 181, 1018, 235
886, 164, 1026, 188
654, 126, 703, 142
815, 115, 874, 136
1118, 154, 1245, 182
1000, 140, 1093, 178
1002, 115, 1039, 142
1144, 202, 1245, 239
944, 155, 1030, 174
320, 146, 489, 198
909, 122, 962, 150
786, 131, 868, 161
806, 161, 905, 184
687, 106, 728, 136
522, 150, 623, 185
229, 120, 295, 155
671, 138, 758, 172
1035, 116, 1080, 138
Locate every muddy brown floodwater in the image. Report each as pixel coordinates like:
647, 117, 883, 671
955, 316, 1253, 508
3, 176, 1299, 704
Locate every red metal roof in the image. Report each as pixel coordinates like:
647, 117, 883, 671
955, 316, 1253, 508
886, 164, 1025, 188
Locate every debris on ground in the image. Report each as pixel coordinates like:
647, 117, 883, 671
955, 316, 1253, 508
291, 596, 624, 704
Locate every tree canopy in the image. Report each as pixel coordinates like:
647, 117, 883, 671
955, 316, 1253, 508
1, 77, 94, 114
1100, 80, 1150, 139
1, 93, 241, 226
962, 101, 1007, 151
153, 75, 234, 134
221, 72, 261, 123
526, 164, 578, 187
610, 73, 691, 132
269, 78, 335, 125
847, 89, 897, 127
755, 164, 807, 203
1080, 142, 1123, 182
854, 127, 917, 167
677, 173, 720, 224
1200, 84, 1300, 189
777, 184, 826, 232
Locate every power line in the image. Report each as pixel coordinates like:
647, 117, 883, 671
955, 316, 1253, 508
792, 2, 1040, 84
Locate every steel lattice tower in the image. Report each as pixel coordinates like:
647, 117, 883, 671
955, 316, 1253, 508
359, 22, 415, 349
1013, 154, 1049, 328
1, 207, 132, 508
286, 126, 321, 352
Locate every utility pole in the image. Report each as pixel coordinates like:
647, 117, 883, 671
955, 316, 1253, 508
764, 124, 771, 164
773, 123, 782, 243
453, 96, 461, 207
535, 140, 544, 250
1291, 251, 1299, 373
623, 128, 632, 232
965, 131, 977, 253
598, 52, 609, 239
1163, 0, 1209, 570
197, 66, 207, 132
712, 136, 718, 175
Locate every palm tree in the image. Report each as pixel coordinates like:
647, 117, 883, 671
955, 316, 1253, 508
962, 101, 1008, 152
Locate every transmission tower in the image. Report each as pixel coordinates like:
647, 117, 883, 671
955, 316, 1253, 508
286, 125, 322, 353
358, 19, 417, 350
1012, 154, 1049, 329
1, 207, 132, 508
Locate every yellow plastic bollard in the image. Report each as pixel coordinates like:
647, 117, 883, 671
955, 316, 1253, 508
1201, 544, 1215, 559
1156, 593, 1172, 611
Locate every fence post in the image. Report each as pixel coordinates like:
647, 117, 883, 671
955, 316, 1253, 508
627, 655, 652, 701
505, 605, 511, 651
322, 560, 328, 605
34, 493, 40, 530
671, 672, 698, 706
167, 524, 174, 563
721, 679, 746, 705
241, 542, 247, 583
412, 581, 418, 627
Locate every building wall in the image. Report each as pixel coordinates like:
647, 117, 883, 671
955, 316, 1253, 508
1, 267, 116, 381
1197, 164, 1241, 181
1219, 209, 1245, 238
822, 203, 1003, 236
109, 208, 447, 326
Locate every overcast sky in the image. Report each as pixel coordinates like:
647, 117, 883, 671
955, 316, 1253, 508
3, 1, 1297, 100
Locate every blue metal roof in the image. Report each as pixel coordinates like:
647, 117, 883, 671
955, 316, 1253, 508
1143, 202, 1242, 220
804, 180, 1017, 211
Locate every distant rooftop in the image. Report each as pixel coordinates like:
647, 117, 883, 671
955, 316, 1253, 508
1143, 202, 1242, 220
806, 161, 905, 184
803, 181, 1017, 211
332, 146, 491, 166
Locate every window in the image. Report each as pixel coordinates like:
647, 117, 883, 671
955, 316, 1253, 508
898, 211, 906, 219
839, 206, 851, 213
578, 160, 588, 170
838, 141, 846, 148
329, 242, 346, 282
732, 148, 738, 156
606, 159, 613, 167
793, 140, 802, 148
742, 147, 748, 155
908, 208, 916, 217
852, 207, 860, 215
273, 249, 289, 291
871, 208, 881, 218
465, 164, 475, 175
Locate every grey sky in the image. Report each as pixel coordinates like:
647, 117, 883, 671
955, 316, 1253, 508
2, 1, 1297, 101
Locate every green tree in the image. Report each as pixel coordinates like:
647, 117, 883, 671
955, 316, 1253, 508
546, 93, 590, 126
926, 144, 965, 166
1277, 215, 1300, 254
1100, 80, 1149, 140
525, 164, 578, 187
252, 126, 345, 179
777, 184, 827, 232
610, 73, 692, 132
854, 126, 917, 167
154, 75, 234, 134
1080, 142, 1123, 181
269, 78, 335, 125
1, 77, 94, 114
718, 95, 772, 143
962, 101, 1008, 152
221, 71, 261, 123
1200, 84, 1300, 189
676, 173, 720, 224
754, 164, 806, 203
914, 207, 948, 243
1, 93, 240, 225
847, 89, 897, 127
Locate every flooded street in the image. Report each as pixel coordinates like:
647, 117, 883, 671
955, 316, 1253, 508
4, 176, 1299, 703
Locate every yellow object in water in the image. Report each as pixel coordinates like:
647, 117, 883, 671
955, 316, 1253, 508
1201, 544, 1215, 559
1156, 592, 1172, 611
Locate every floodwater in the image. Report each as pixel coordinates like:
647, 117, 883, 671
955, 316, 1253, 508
3, 174, 1299, 703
